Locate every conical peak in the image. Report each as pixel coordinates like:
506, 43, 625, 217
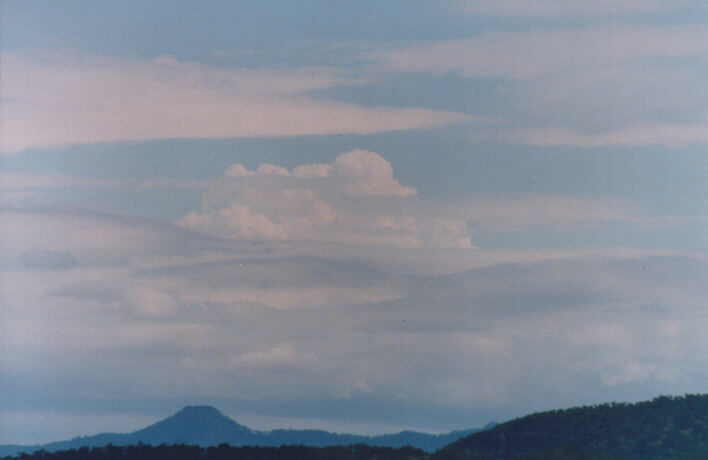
173, 405, 226, 419
179, 405, 222, 413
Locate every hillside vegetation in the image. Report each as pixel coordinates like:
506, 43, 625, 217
434, 394, 708, 459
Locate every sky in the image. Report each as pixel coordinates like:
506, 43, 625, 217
1, 0, 707, 445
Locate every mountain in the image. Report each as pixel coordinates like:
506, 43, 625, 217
128, 406, 252, 446
433, 394, 708, 459
0, 406, 485, 456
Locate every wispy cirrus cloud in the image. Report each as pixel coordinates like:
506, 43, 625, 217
0, 172, 207, 190
496, 123, 708, 147
371, 24, 708, 146
372, 25, 708, 79
0, 53, 471, 153
450, 0, 703, 18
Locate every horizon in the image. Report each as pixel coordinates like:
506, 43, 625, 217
2, 403, 480, 446
3, 394, 702, 447
1, 0, 707, 446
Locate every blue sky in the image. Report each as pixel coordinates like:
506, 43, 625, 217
1, 0, 707, 444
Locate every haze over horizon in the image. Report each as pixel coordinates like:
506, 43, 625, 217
1, 0, 707, 446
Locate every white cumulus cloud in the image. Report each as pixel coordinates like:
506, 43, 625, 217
178, 149, 471, 248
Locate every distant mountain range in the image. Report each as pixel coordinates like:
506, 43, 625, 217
5, 395, 707, 459
0, 406, 491, 457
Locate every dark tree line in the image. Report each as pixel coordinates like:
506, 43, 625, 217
2, 443, 428, 460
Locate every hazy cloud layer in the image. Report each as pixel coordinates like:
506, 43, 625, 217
2, 205, 707, 440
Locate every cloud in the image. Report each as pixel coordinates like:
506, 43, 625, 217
178, 149, 471, 248
0, 53, 470, 153
459, 194, 643, 229
232, 343, 316, 369
373, 25, 708, 79
224, 164, 292, 178
180, 203, 289, 241
2, 204, 707, 435
212, 48, 256, 59
451, 0, 701, 18
0, 173, 83, 189
353, 255, 708, 408
0, 172, 207, 192
13, 248, 78, 270
178, 153, 695, 250
292, 164, 331, 178
501, 123, 708, 147
0, 207, 202, 264
221, 149, 415, 197
371, 24, 708, 146
332, 149, 416, 197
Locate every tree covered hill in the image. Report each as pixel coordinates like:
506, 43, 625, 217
0, 406, 482, 457
434, 394, 708, 459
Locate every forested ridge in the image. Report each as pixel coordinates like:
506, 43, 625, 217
434, 394, 708, 459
